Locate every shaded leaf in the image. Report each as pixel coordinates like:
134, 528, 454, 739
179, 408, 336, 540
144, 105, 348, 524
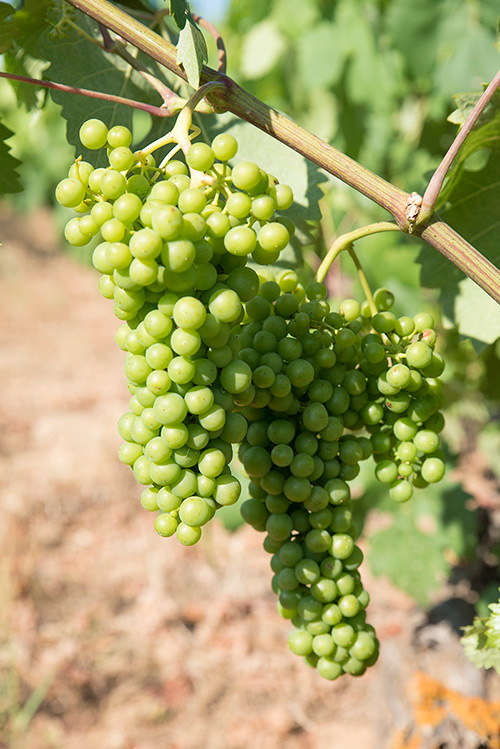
176, 18, 208, 89
170, 0, 189, 30
0, 121, 23, 195
368, 510, 450, 605
37, 11, 171, 164
418, 153, 500, 345
442, 278, 500, 352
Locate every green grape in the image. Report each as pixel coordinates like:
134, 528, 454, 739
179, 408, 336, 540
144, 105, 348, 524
406, 341, 433, 369
231, 161, 262, 191
109, 146, 135, 172
389, 479, 413, 502
211, 133, 238, 161
79, 118, 108, 149
101, 169, 126, 199
107, 125, 132, 148
421, 457, 445, 483
224, 226, 257, 256
56, 177, 86, 208
186, 142, 215, 171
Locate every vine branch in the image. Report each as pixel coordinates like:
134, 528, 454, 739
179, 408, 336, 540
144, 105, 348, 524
419, 65, 500, 225
0, 70, 174, 117
59, 0, 500, 305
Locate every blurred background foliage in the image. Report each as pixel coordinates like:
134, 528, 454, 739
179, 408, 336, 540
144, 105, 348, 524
1, 0, 499, 616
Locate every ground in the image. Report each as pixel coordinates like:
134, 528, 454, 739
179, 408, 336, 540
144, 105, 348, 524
0, 205, 499, 749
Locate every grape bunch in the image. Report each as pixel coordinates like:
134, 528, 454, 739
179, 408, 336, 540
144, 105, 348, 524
55, 117, 446, 681
55, 118, 295, 546
233, 277, 445, 679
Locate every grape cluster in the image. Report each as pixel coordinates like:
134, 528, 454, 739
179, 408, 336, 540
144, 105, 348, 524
234, 278, 445, 679
55, 117, 446, 681
55, 118, 295, 546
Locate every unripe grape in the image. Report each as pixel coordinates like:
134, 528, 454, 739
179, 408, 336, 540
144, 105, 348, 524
79, 118, 108, 149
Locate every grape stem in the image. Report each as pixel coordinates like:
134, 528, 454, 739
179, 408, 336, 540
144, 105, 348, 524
97, 22, 185, 111
347, 247, 378, 317
418, 65, 500, 226
138, 81, 226, 159
316, 222, 400, 284
0, 70, 177, 118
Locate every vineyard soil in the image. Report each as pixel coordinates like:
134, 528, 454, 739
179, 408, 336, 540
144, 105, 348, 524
0, 206, 499, 749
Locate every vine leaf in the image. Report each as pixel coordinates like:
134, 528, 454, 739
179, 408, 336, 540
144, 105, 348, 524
36, 10, 172, 165
240, 20, 285, 80
418, 153, 500, 348
461, 590, 500, 673
176, 15, 208, 89
461, 622, 500, 674
438, 88, 500, 205
0, 121, 23, 195
367, 480, 476, 604
169, 0, 189, 30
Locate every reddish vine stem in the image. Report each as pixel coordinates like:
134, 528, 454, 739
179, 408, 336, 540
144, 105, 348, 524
193, 13, 227, 74
0, 70, 174, 117
419, 65, 500, 225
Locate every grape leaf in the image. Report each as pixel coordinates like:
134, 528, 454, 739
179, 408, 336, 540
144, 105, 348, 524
176, 17, 208, 89
36, 11, 171, 164
170, 0, 189, 30
461, 621, 500, 674
368, 511, 450, 605
486, 596, 500, 648
367, 479, 476, 604
0, 0, 52, 107
297, 22, 346, 90
240, 20, 285, 80
442, 278, 500, 352
417, 153, 500, 346
0, 121, 23, 195
437, 88, 500, 205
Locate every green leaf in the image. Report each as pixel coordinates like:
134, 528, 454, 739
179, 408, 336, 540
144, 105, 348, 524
486, 596, 500, 648
272, 0, 319, 39
439, 88, 500, 205
297, 22, 346, 91
368, 510, 450, 605
461, 621, 500, 673
240, 20, 285, 80
418, 153, 500, 345
37, 11, 170, 163
0, 120, 23, 195
367, 479, 476, 604
442, 278, 500, 352
176, 17, 208, 89
170, 0, 189, 30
